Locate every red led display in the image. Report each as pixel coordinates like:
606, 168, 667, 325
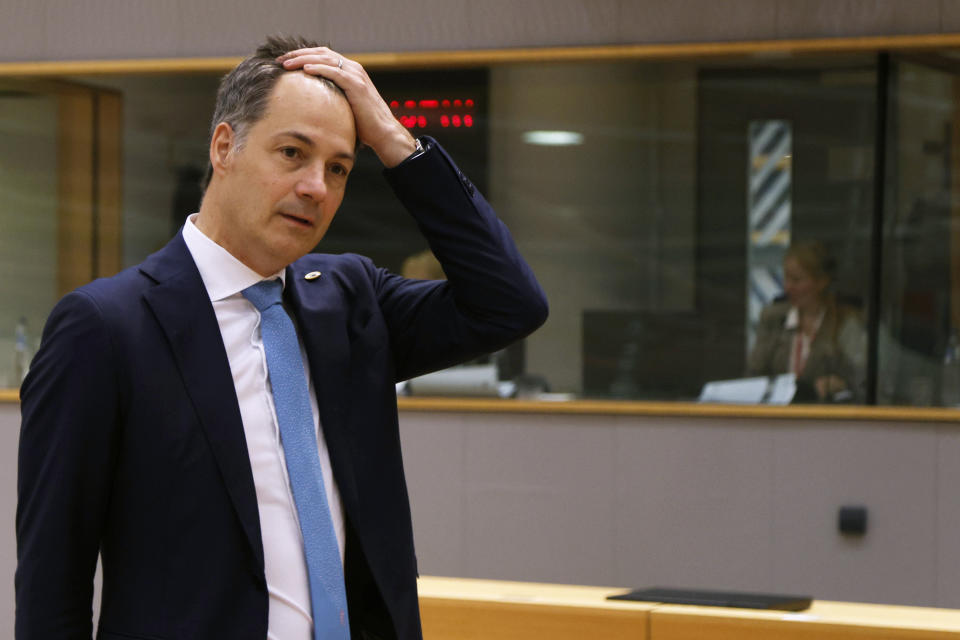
388, 96, 477, 129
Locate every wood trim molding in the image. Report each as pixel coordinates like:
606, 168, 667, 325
3, 33, 960, 77
2, 388, 958, 422
95, 90, 123, 278
56, 87, 95, 298
395, 396, 960, 423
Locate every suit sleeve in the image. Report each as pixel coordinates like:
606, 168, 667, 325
16, 290, 122, 639
375, 137, 548, 381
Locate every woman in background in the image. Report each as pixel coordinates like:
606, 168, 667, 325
748, 241, 867, 402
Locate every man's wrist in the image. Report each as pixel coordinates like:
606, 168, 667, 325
407, 138, 425, 160
387, 137, 433, 172
373, 127, 419, 168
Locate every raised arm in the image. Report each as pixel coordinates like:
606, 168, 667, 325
280, 47, 547, 380
375, 138, 547, 381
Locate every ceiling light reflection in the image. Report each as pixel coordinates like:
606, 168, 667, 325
522, 130, 584, 146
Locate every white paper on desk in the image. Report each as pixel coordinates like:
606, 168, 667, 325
406, 364, 500, 397
767, 373, 797, 405
698, 376, 770, 404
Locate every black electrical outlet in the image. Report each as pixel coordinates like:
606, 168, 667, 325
838, 505, 868, 536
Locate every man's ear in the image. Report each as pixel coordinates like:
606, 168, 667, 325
209, 122, 237, 177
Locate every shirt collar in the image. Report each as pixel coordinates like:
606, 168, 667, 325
182, 214, 286, 302
785, 306, 800, 330
784, 306, 825, 332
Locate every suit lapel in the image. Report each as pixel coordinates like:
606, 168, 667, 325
140, 234, 264, 571
286, 261, 361, 518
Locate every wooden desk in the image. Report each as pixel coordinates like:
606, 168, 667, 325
650, 600, 960, 639
419, 577, 960, 640
418, 576, 652, 640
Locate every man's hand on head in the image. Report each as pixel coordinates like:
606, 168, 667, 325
277, 47, 418, 168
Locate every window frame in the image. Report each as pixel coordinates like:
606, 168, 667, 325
5, 34, 960, 421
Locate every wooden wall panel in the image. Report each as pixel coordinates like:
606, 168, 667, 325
95, 91, 122, 279
56, 88, 94, 298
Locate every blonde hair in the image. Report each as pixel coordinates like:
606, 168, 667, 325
785, 240, 835, 284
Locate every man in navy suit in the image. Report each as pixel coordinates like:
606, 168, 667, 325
16, 35, 547, 640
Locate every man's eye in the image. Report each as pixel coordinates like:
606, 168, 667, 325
280, 147, 300, 159
330, 164, 349, 177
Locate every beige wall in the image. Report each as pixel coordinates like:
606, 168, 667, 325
2, 0, 960, 63
398, 409, 960, 609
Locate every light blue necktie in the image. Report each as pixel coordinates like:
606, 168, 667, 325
243, 279, 350, 640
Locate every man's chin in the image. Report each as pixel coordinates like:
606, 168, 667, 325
270, 237, 326, 266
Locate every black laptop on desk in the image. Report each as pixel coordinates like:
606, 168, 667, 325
608, 587, 812, 611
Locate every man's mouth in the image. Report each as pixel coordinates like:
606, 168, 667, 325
279, 212, 314, 228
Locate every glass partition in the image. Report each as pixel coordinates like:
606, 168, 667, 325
0, 78, 120, 388
6, 44, 960, 407
878, 53, 960, 406
0, 88, 58, 388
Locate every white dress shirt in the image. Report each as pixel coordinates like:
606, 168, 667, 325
784, 306, 825, 376
183, 214, 345, 640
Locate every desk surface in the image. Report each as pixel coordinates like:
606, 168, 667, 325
418, 576, 960, 640
418, 576, 653, 640
417, 575, 643, 609
651, 600, 960, 639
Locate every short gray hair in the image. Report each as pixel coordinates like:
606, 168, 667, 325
203, 34, 346, 189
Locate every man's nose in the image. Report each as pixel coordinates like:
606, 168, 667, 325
295, 166, 327, 202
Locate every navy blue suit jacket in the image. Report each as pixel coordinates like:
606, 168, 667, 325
16, 140, 547, 640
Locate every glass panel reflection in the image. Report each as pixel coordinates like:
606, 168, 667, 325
580, 59, 876, 402
0, 90, 58, 388
4, 49, 955, 405
878, 56, 960, 406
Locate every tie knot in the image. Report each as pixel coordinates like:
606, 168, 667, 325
242, 279, 284, 311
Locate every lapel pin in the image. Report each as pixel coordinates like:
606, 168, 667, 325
304, 271, 322, 281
